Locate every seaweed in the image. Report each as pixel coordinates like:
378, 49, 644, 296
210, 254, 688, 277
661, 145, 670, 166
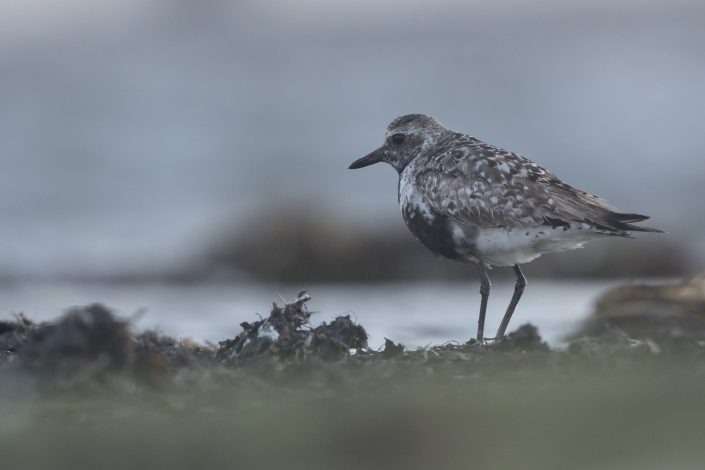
1, 279, 704, 390
216, 291, 368, 365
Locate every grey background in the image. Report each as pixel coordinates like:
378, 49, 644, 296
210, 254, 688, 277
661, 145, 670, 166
1, 0, 703, 279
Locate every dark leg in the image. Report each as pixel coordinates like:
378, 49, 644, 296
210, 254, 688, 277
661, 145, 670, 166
476, 263, 491, 341
495, 264, 527, 338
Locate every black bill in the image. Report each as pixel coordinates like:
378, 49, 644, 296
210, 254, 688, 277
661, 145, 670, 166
348, 147, 385, 169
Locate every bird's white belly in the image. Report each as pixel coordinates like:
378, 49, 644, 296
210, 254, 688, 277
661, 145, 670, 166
470, 225, 595, 267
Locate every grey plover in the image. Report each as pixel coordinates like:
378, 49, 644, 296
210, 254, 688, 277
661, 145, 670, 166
349, 114, 662, 341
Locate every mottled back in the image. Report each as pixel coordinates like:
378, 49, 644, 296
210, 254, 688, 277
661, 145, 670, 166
396, 115, 658, 235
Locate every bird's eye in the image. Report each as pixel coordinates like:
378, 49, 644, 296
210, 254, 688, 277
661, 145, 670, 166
391, 133, 406, 144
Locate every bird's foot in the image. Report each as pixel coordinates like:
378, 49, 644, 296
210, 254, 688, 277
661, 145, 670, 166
466, 337, 493, 347
484, 336, 504, 343
467, 336, 505, 347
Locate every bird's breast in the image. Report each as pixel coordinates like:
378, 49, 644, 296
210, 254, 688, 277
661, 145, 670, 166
398, 171, 467, 261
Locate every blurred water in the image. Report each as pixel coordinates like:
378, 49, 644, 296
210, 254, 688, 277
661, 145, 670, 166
1, 1, 703, 277
0, 280, 616, 348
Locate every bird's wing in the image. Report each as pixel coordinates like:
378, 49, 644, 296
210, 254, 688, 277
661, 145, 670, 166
414, 143, 635, 233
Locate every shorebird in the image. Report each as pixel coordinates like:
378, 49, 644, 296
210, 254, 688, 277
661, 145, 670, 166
349, 114, 662, 341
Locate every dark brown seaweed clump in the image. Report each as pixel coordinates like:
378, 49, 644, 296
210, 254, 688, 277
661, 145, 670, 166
0, 304, 215, 386
496, 324, 550, 352
20, 304, 133, 378
216, 291, 368, 365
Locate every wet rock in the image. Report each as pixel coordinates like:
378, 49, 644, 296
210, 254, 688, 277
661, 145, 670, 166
573, 274, 705, 343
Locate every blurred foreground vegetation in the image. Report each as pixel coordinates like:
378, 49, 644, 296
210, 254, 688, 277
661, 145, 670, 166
2, 353, 705, 470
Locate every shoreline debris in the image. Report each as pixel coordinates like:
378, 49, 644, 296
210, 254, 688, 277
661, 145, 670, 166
1, 280, 705, 388
216, 291, 368, 365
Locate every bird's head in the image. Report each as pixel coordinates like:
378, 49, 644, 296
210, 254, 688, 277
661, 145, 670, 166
349, 114, 447, 173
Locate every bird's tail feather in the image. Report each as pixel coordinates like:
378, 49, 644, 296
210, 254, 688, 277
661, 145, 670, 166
605, 212, 664, 233
609, 212, 651, 223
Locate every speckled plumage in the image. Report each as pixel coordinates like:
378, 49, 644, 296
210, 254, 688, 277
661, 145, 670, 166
349, 114, 662, 339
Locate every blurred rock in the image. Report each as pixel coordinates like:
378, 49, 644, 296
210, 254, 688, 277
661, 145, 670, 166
572, 274, 705, 343
204, 208, 464, 283
199, 207, 692, 283
525, 237, 690, 279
